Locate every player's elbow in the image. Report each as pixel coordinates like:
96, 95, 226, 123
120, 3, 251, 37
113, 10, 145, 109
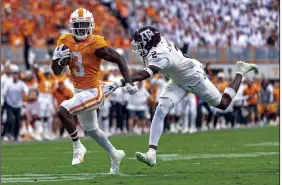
217, 98, 231, 111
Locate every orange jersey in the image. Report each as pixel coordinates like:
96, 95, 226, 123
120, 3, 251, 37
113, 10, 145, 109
243, 85, 259, 105
274, 87, 280, 102
37, 71, 56, 94
53, 87, 74, 107
57, 33, 107, 89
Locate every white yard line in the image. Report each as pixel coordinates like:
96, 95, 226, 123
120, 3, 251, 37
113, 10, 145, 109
2, 173, 147, 183
2, 171, 279, 183
128, 152, 279, 161
245, 142, 279, 147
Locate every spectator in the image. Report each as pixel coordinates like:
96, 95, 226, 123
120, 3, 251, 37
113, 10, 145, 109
126, 82, 150, 134
243, 79, 260, 126
2, 65, 28, 141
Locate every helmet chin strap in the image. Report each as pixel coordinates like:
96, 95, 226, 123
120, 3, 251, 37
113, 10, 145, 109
75, 35, 87, 41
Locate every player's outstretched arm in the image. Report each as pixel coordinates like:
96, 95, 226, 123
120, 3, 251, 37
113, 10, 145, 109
95, 47, 133, 85
129, 65, 161, 83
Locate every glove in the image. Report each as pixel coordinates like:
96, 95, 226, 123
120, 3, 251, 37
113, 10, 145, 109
125, 83, 138, 95
52, 45, 71, 67
101, 81, 119, 97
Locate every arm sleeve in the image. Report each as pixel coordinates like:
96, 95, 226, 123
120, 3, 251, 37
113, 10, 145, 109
148, 58, 170, 70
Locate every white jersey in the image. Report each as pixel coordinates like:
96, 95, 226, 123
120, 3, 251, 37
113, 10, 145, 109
145, 37, 204, 86
3, 80, 29, 108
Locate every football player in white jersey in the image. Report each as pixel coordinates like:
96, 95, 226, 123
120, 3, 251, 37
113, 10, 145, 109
110, 26, 257, 167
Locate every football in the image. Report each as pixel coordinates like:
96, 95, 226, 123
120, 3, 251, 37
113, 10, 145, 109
58, 45, 71, 66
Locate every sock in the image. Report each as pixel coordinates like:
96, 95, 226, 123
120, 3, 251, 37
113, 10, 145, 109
149, 108, 166, 146
103, 118, 109, 133
70, 130, 79, 141
148, 148, 156, 155
73, 139, 82, 149
87, 129, 116, 157
149, 99, 173, 146
43, 121, 49, 135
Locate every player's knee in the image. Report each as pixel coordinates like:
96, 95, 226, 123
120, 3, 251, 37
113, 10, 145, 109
57, 106, 69, 119
157, 98, 174, 116
86, 128, 99, 137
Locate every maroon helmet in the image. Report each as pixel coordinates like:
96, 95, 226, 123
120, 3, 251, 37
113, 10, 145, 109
131, 26, 161, 58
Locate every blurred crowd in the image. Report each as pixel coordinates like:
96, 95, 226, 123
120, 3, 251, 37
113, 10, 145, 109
2, 0, 279, 50
1, 62, 279, 142
2, 0, 130, 48
105, 0, 279, 51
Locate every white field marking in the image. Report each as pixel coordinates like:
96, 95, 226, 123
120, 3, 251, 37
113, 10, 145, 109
1, 173, 150, 183
245, 142, 279, 147
128, 152, 278, 161
2, 171, 279, 183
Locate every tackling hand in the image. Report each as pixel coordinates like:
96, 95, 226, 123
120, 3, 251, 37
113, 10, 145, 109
102, 82, 119, 97
125, 83, 138, 95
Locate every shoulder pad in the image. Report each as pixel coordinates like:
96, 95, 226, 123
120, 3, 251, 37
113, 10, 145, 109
90, 35, 107, 50
58, 33, 72, 41
91, 34, 105, 42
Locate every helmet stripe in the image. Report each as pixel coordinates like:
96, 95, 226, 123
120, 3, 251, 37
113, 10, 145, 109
78, 8, 84, 18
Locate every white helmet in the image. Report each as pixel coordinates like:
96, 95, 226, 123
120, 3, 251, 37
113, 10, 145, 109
69, 8, 95, 41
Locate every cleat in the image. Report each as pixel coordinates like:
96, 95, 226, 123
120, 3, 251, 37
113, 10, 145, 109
110, 150, 126, 174
136, 152, 156, 167
72, 145, 87, 166
236, 61, 257, 76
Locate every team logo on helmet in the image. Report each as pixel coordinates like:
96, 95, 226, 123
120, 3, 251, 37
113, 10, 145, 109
140, 30, 154, 41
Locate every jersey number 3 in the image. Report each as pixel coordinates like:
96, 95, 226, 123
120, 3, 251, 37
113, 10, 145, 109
72, 52, 85, 76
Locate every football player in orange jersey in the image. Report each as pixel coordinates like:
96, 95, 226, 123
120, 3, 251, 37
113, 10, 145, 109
33, 65, 56, 140
51, 8, 136, 173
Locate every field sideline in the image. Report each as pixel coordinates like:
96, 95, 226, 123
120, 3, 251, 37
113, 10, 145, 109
2, 126, 279, 185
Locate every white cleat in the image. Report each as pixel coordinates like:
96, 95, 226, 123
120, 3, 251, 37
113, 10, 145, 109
180, 128, 189, 134
189, 128, 197, 134
110, 150, 126, 174
30, 132, 43, 141
72, 145, 87, 166
236, 61, 257, 76
135, 152, 156, 167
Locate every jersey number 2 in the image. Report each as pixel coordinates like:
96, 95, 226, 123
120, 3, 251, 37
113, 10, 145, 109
72, 52, 85, 76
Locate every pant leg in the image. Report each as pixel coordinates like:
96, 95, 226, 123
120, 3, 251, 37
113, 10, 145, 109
109, 102, 116, 128
203, 102, 213, 126
116, 103, 123, 130
2, 104, 14, 137
13, 107, 21, 140
213, 113, 219, 128
196, 104, 202, 129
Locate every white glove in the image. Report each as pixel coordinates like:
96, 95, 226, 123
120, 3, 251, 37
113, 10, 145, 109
125, 83, 138, 95
52, 45, 71, 66
101, 82, 119, 97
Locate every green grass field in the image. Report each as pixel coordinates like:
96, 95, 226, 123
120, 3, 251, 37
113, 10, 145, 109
2, 126, 279, 185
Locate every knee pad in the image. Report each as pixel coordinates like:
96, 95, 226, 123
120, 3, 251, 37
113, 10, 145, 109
156, 98, 174, 117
